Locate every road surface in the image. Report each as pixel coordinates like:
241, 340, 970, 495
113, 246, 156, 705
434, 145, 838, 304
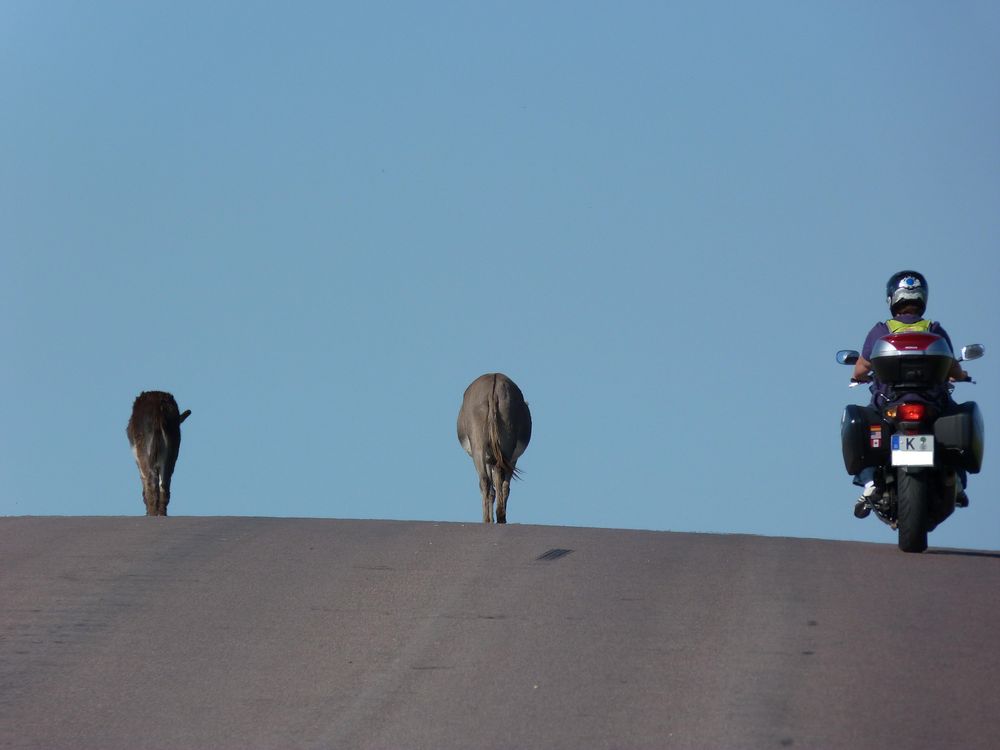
2, 517, 998, 749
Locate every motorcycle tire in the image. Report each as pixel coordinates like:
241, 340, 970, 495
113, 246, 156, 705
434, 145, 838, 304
896, 469, 930, 553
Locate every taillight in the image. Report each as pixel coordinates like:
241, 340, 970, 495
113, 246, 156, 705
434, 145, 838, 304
898, 403, 926, 421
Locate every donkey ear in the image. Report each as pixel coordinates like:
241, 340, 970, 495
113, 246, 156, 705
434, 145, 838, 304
179, 409, 192, 424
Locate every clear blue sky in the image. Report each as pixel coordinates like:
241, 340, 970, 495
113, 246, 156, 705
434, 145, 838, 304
2, 1, 997, 550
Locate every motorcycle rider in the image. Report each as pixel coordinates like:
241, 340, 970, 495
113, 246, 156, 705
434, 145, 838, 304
851, 270, 970, 510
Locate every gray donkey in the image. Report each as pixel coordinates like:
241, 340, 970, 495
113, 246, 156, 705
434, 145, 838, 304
127, 391, 191, 516
457, 373, 531, 523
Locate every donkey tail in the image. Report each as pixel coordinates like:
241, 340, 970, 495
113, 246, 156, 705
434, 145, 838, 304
486, 374, 519, 480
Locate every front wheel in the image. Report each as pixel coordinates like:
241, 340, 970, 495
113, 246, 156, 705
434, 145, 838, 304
896, 469, 930, 553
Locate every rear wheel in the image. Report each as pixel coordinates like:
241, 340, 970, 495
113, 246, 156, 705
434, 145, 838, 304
896, 470, 930, 553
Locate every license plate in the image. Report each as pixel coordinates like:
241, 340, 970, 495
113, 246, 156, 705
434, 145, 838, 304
891, 434, 935, 466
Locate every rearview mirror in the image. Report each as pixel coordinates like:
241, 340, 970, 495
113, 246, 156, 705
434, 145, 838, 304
959, 343, 985, 362
836, 350, 860, 366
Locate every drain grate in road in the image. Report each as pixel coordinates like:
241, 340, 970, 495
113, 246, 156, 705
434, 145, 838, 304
536, 548, 574, 561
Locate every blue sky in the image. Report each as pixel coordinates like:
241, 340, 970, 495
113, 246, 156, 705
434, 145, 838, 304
2, 1, 998, 550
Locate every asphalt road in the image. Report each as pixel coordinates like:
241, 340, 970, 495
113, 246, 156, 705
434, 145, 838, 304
2, 517, 998, 749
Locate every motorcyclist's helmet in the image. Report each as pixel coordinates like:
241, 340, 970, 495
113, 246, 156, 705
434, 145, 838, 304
886, 270, 928, 316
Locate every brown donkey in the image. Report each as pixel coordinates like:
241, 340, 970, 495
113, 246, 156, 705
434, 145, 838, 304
457, 373, 531, 523
127, 391, 191, 516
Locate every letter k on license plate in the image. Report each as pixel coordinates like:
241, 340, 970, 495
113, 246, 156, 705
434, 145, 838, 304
891, 434, 935, 466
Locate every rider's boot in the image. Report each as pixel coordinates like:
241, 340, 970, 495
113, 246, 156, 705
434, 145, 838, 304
854, 481, 876, 518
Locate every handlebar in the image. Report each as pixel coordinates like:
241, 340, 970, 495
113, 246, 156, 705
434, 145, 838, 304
848, 376, 976, 387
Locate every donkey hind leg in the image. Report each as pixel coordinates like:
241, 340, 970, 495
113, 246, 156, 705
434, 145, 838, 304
156, 476, 170, 517
480, 471, 495, 523
495, 467, 510, 524
133, 446, 156, 516
142, 472, 159, 516
144, 464, 168, 517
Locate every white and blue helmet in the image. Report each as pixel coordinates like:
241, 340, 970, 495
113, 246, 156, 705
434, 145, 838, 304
886, 270, 928, 315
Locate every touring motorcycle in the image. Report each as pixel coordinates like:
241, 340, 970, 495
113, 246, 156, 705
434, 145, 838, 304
837, 332, 985, 553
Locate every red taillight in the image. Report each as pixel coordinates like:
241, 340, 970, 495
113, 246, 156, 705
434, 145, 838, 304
898, 403, 926, 421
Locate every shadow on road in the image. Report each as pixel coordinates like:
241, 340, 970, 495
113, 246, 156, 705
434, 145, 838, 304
928, 549, 1000, 560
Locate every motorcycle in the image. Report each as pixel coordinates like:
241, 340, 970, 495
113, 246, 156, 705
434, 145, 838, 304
837, 332, 985, 553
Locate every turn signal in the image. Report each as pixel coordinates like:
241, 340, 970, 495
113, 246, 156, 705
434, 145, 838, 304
898, 403, 926, 421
